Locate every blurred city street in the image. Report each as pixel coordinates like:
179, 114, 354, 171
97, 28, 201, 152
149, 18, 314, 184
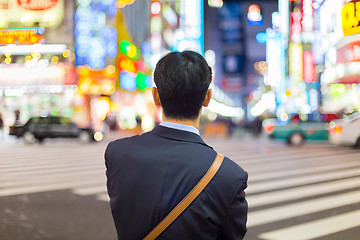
1, 0, 360, 239
1, 133, 360, 240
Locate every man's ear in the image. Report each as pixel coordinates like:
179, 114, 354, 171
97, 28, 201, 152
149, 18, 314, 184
152, 87, 161, 107
202, 88, 212, 107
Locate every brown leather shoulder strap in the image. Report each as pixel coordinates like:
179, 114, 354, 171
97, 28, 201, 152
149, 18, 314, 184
143, 153, 224, 240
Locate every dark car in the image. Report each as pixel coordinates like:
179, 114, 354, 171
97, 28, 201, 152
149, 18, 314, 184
9, 116, 100, 144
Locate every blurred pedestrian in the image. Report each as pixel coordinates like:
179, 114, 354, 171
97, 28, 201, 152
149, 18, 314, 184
105, 50, 248, 240
252, 116, 263, 137
134, 115, 142, 134
14, 110, 21, 126
0, 113, 4, 140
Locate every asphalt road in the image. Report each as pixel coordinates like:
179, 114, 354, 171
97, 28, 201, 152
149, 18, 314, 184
1, 132, 360, 240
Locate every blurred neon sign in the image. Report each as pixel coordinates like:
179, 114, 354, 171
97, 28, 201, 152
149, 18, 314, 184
17, 0, 59, 11
120, 71, 137, 92
151, 1, 161, 16
301, 0, 313, 32
337, 40, 360, 63
303, 51, 316, 83
289, 42, 303, 82
255, 32, 267, 43
290, 11, 302, 43
0, 28, 44, 44
75, 0, 117, 69
342, 0, 360, 36
119, 41, 139, 61
117, 0, 135, 8
247, 4, 263, 26
0, 63, 76, 87
208, 0, 223, 8
176, 0, 203, 54
117, 54, 138, 73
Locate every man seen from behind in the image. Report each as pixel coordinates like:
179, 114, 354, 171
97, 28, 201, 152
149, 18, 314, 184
105, 50, 248, 240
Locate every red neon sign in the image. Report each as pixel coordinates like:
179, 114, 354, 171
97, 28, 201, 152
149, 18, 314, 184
337, 40, 360, 63
303, 51, 316, 83
302, 0, 314, 32
290, 11, 302, 41
17, 0, 58, 11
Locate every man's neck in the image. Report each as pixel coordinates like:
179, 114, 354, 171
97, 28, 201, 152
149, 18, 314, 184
162, 115, 200, 130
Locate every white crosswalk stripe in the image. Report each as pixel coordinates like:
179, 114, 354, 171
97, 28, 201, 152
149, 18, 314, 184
1, 138, 360, 239
257, 210, 360, 240
247, 167, 360, 194
247, 176, 360, 208
0, 142, 108, 199
247, 190, 360, 227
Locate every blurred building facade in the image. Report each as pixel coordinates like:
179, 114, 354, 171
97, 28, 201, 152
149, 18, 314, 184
321, 0, 360, 114
5, 0, 359, 135
249, 0, 360, 121
204, 0, 277, 120
0, 0, 77, 128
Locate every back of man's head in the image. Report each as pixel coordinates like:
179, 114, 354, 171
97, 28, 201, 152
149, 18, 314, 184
153, 50, 212, 120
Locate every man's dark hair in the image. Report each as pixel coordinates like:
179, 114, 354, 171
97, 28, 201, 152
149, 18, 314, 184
153, 50, 212, 120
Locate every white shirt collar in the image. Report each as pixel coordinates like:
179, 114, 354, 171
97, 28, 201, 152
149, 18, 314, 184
159, 121, 200, 135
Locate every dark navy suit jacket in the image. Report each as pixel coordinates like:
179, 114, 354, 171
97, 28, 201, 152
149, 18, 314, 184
105, 125, 248, 240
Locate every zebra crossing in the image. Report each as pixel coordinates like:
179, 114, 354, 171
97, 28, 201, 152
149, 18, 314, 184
1, 137, 360, 239
208, 138, 360, 240
0, 140, 109, 200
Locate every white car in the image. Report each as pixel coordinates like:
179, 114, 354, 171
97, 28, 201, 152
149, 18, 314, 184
328, 112, 360, 147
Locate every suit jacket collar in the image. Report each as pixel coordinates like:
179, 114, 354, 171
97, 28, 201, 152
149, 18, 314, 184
150, 125, 213, 149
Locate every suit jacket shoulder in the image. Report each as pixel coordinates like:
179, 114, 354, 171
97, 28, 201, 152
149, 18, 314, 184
105, 126, 248, 240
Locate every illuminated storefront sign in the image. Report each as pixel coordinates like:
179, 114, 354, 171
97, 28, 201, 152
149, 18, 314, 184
342, 0, 360, 36
0, 0, 64, 28
0, 43, 66, 55
0, 63, 75, 87
0, 28, 44, 44
17, 0, 58, 11
337, 40, 360, 63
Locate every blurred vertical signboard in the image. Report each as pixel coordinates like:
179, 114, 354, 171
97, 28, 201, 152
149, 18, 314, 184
75, 0, 117, 69
218, 2, 244, 92
172, 0, 203, 54
0, 0, 64, 28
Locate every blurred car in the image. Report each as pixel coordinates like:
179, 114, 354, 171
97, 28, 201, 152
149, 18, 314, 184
328, 112, 360, 147
9, 116, 102, 144
262, 113, 341, 146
